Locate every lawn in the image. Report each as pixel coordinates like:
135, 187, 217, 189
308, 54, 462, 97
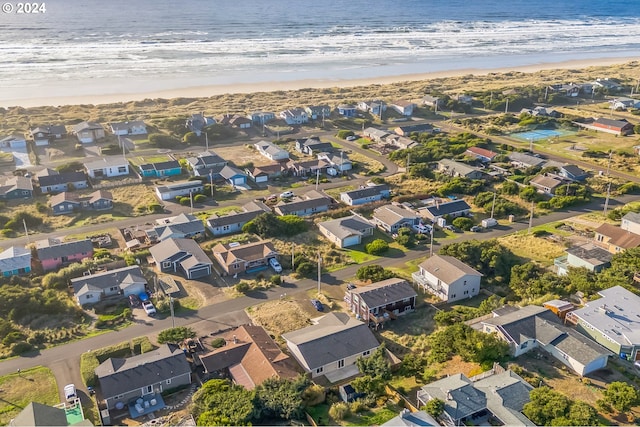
498, 232, 566, 265
387, 255, 428, 280
324, 184, 356, 200
128, 154, 172, 166
194, 205, 242, 221
0, 366, 59, 426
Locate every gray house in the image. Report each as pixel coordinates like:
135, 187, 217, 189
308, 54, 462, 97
340, 184, 390, 206
372, 204, 420, 232
207, 200, 271, 236
149, 213, 205, 242
70, 265, 147, 307
554, 242, 612, 276
155, 180, 204, 201
274, 190, 331, 217
317, 214, 374, 248
149, 238, 212, 279
36, 170, 89, 194
436, 159, 483, 180
96, 344, 191, 411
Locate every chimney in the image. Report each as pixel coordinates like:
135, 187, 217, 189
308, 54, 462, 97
446, 390, 452, 400
400, 408, 410, 418
233, 335, 237, 344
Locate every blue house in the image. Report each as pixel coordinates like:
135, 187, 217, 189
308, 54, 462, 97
0, 176, 33, 200
220, 165, 247, 186
138, 160, 182, 178
340, 184, 390, 206
0, 246, 31, 277
337, 104, 357, 117
559, 164, 588, 181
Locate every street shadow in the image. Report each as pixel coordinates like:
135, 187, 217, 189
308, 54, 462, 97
245, 290, 268, 299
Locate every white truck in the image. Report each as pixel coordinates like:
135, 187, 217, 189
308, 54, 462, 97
481, 218, 498, 228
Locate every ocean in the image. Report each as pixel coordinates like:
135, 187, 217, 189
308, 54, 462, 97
1, 0, 639, 105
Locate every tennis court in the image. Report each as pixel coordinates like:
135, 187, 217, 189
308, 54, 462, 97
510, 129, 574, 141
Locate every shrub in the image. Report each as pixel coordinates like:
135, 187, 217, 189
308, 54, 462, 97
356, 265, 396, 282
452, 217, 474, 231
235, 281, 251, 293
194, 194, 207, 203
328, 402, 350, 420
179, 197, 190, 206
336, 130, 355, 139
301, 384, 326, 407
80, 352, 100, 387
157, 326, 196, 344
148, 203, 164, 213
270, 275, 282, 286
365, 239, 389, 255
296, 261, 316, 277
11, 341, 33, 355
210, 337, 226, 348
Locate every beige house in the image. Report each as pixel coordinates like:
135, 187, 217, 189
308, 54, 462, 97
212, 240, 279, 275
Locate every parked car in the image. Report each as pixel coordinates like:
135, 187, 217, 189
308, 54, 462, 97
266, 194, 278, 203
346, 135, 358, 141
64, 384, 77, 401
129, 294, 141, 308
280, 190, 294, 199
412, 223, 432, 234
269, 258, 283, 273
142, 300, 156, 316
444, 225, 460, 233
470, 225, 482, 232
346, 283, 356, 290
310, 299, 324, 312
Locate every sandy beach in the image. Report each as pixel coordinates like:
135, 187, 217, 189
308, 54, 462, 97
2, 56, 638, 109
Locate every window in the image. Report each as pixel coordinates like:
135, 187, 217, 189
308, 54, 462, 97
166, 379, 172, 385
463, 280, 467, 286
144, 385, 153, 394
118, 166, 127, 173
451, 294, 456, 299
464, 290, 468, 295
162, 261, 172, 268
338, 359, 345, 369
315, 367, 323, 374
362, 350, 371, 356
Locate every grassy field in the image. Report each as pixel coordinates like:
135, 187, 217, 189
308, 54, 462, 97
324, 184, 356, 200
498, 232, 567, 265
127, 154, 172, 166
349, 152, 385, 175
0, 366, 59, 426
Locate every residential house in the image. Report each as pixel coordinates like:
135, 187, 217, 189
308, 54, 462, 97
340, 184, 390, 206
372, 204, 420, 233
548, 83, 581, 97
220, 165, 248, 186
279, 108, 308, 125
150, 213, 206, 242
508, 152, 546, 169
84, 157, 130, 179
419, 199, 472, 222
282, 312, 380, 382
199, 325, 301, 389
0, 134, 27, 148
381, 409, 438, 427
592, 78, 623, 91
70, 265, 147, 307
357, 100, 386, 116
295, 137, 334, 155
229, 115, 252, 129
29, 124, 67, 146
149, 238, 212, 279
186, 113, 215, 136
559, 164, 588, 181
49, 192, 80, 215
465, 146, 498, 163
255, 140, 290, 162
394, 123, 435, 137
317, 214, 374, 248
566, 285, 640, 362
416, 368, 535, 426
0, 246, 31, 277
0, 176, 33, 199
245, 163, 283, 184
95, 344, 191, 410
455, 94, 474, 104
9, 402, 68, 427
421, 95, 442, 109
609, 97, 640, 110
621, 211, 640, 235
390, 100, 417, 116
211, 240, 278, 275
72, 121, 105, 143
386, 134, 418, 149
363, 127, 390, 142
530, 174, 563, 195
35, 169, 89, 193
593, 223, 640, 253
154, 180, 203, 201
86, 189, 113, 210
35, 237, 93, 271
481, 305, 611, 376
554, 242, 612, 276
520, 106, 561, 118
318, 151, 352, 174
285, 158, 328, 177
274, 190, 331, 216
337, 104, 357, 117
304, 105, 331, 120
138, 160, 182, 178
412, 254, 482, 302
248, 111, 276, 125
109, 121, 147, 136
575, 118, 635, 136
206, 200, 270, 236
437, 159, 484, 179
344, 278, 417, 325
185, 151, 227, 177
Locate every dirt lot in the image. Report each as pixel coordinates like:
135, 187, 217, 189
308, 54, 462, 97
211, 144, 275, 167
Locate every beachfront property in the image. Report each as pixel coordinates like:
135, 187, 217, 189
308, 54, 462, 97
84, 157, 130, 179
49, 189, 113, 215
412, 254, 482, 303
211, 240, 279, 275
35, 237, 94, 271
254, 140, 290, 161
465, 146, 498, 163
593, 223, 640, 253
340, 184, 390, 206
186, 112, 216, 136
0, 176, 33, 199
317, 214, 374, 248
358, 100, 386, 116
137, 160, 182, 178
35, 169, 89, 193
0, 246, 31, 277
206, 200, 271, 236
279, 108, 308, 125
592, 77, 624, 92
574, 117, 635, 136
295, 137, 334, 155
530, 174, 563, 195
72, 121, 105, 143
436, 159, 484, 180
548, 83, 581, 97
421, 95, 443, 109
0, 134, 27, 149
29, 124, 67, 146
390, 100, 417, 116
372, 204, 420, 233
185, 150, 228, 177
419, 199, 472, 222
554, 242, 612, 276
274, 190, 331, 216
282, 312, 380, 382
150, 213, 206, 242
337, 104, 357, 117
344, 278, 417, 324
70, 265, 147, 307
229, 115, 252, 129
305, 105, 331, 120
109, 121, 147, 136
480, 305, 611, 376
154, 180, 204, 201
566, 285, 640, 362
149, 237, 212, 279
247, 111, 276, 125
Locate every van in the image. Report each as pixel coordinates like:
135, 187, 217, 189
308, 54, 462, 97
481, 218, 498, 228
64, 384, 77, 401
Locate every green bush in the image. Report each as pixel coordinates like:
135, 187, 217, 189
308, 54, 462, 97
235, 281, 251, 293
452, 217, 474, 231
211, 337, 226, 348
148, 203, 164, 213
356, 265, 396, 282
11, 341, 34, 356
194, 194, 207, 203
365, 239, 389, 255
336, 130, 355, 139
179, 197, 191, 206
270, 275, 282, 286
158, 327, 196, 344
328, 402, 350, 420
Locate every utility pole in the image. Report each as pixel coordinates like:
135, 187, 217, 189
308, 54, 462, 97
603, 182, 612, 216
291, 243, 295, 271
528, 201, 534, 234
209, 171, 214, 198
406, 152, 410, 169
315, 168, 320, 190
606, 151, 613, 176
429, 226, 434, 257
205, 132, 209, 151
529, 137, 533, 153
169, 296, 175, 328
317, 251, 322, 294
544, 86, 548, 101
189, 190, 193, 214
490, 192, 497, 219
505, 98, 509, 114
23, 219, 29, 244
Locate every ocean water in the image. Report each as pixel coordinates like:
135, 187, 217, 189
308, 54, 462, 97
0, 0, 639, 103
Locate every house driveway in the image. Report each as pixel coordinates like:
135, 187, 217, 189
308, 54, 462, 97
1, 147, 31, 168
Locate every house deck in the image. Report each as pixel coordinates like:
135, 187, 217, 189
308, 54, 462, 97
128, 393, 166, 419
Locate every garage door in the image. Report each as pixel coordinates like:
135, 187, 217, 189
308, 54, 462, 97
255, 176, 268, 183
233, 177, 245, 185
188, 265, 211, 279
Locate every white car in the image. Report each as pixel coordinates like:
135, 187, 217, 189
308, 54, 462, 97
64, 384, 76, 401
346, 135, 357, 141
280, 191, 294, 199
412, 223, 432, 234
142, 300, 156, 316
269, 258, 283, 273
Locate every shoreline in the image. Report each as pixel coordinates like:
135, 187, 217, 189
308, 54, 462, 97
2, 56, 639, 109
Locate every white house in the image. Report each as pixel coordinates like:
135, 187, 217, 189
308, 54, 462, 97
155, 180, 204, 201
340, 184, 390, 206
72, 121, 105, 143
621, 211, 640, 236
254, 140, 290, 161
390, 100, 417, 116
70, 265, 147, 307
109, 121, 147, 136
84, 157, 130, 179
279, 108, 308, 125
318, 152, 352, 173
412, 254, 482, 302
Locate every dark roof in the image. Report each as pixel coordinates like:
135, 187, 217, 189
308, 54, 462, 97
207, 209, 265, 228
343, 184, 390, 200
154, 213, 205, 239
30, 124, 67, 136
149, 160, 181, 171
95, 343, 190, 398
566, 243, 612, 265
561, 164, 587, 177
349, 278, 417, 309
36, 238, 93, 260
395, 123, 434, 133
594, 117, 632, 129
275, 195, 330, 215
149, 238, 211, 266
37, 171, 87, 187
423, 199, 471, 217
11, 402, 68, 427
